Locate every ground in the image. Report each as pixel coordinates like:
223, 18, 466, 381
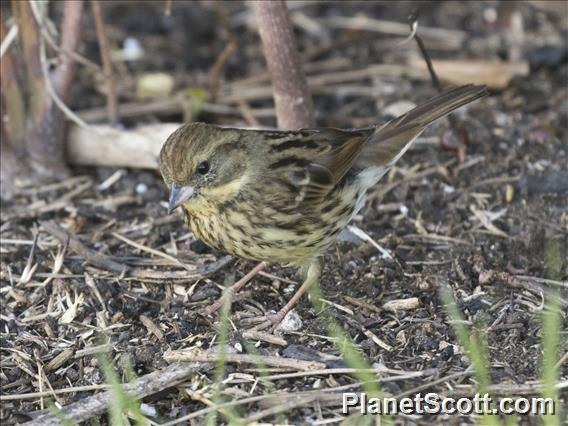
1, 1, 567, 424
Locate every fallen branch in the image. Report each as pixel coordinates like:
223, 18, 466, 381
67, 123, 180, 169
410, 58, 529, 90
23, 362, 202, 426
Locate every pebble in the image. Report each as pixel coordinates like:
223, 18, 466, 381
275, 310, 303, 333
135, 183, 148, 194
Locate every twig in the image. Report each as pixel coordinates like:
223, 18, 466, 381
209, 2, 237, 101
449, 380, 568, 397
139, 314, 164, 340
26, 2, 99, 72
1, 179, 92, 221
0, 21, 18, 58
163, 348, 326, 371
323, 15, 466, 47
395, 368, 473, 398
39, 221, 126, 273
347, 225, 393, 260
0, 384, 111, 401
161, 382, 364, 425
258, 367, 429, 382
111, 231, 194, 272
22, 362, 203, 426
50, 0, 85, 100
254, 1, 314, 129
408, 17, 442, 92
30, 0, 89, 130
39, 221, 232, 280
408, 13, 469, 162
245, 395, 320, 423
127, 256, 233, 281
90, 0, 119, 125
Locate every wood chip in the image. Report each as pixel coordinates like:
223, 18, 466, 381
139, 315, 165, 341
382, 297, 420, 313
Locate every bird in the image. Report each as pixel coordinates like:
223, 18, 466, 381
159, 84, 487, 331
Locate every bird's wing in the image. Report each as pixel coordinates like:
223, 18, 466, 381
261, 128, 370, 210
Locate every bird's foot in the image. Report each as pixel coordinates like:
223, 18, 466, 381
198, 262, 267, 317
248, 259, 323, 333
249, 311, 289, 333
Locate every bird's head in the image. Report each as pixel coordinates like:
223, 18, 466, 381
159, 123, 251, 214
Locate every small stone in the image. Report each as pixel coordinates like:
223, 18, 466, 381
122, 37, 144, 61
140, 403, 157, 417
275, 310, 303, 333
283, 284, 296, 295
135, 183, 148, 194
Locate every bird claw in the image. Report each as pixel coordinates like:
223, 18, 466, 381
247, 314, 283, 333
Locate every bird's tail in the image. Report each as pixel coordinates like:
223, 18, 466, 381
357, 84, 487, 170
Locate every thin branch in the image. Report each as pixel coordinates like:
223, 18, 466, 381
408, 16, 442, 92
0, 17, 26, 151
22, 362, 203, 426
26, 1, 99, 72
163, 348, 327, 371
14, 0, 44, 117
90, 0, 119, 125
51, 0, 85, 100
35, 11, 89, 130
0, 20, 18, 58
111, 231, 194, 271
254, 0, 314, 129
408, 13, 467, 162
209, 2, 237, 101
0, 384, 111, 401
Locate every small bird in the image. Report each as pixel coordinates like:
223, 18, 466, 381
159, 84, 487, 330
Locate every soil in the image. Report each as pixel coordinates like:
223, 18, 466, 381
1, 1, 567, 424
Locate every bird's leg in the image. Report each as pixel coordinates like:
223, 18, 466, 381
252, 258, 323, 332
199, 261, 267, 316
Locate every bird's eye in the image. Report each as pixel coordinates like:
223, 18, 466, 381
196, 161, 210, 175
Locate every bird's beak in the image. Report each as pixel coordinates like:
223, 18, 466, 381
168, 183, 194, 214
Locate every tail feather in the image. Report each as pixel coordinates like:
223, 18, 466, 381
357, 84, 487, 169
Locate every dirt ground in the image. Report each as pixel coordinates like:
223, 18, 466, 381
1, 1, 567, 424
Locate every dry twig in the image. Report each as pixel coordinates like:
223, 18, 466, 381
90, 0, 119, 125
164, 348, 326, 371
23, 363, 202, 426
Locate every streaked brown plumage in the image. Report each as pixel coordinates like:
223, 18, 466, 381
159, 84, 487, 329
